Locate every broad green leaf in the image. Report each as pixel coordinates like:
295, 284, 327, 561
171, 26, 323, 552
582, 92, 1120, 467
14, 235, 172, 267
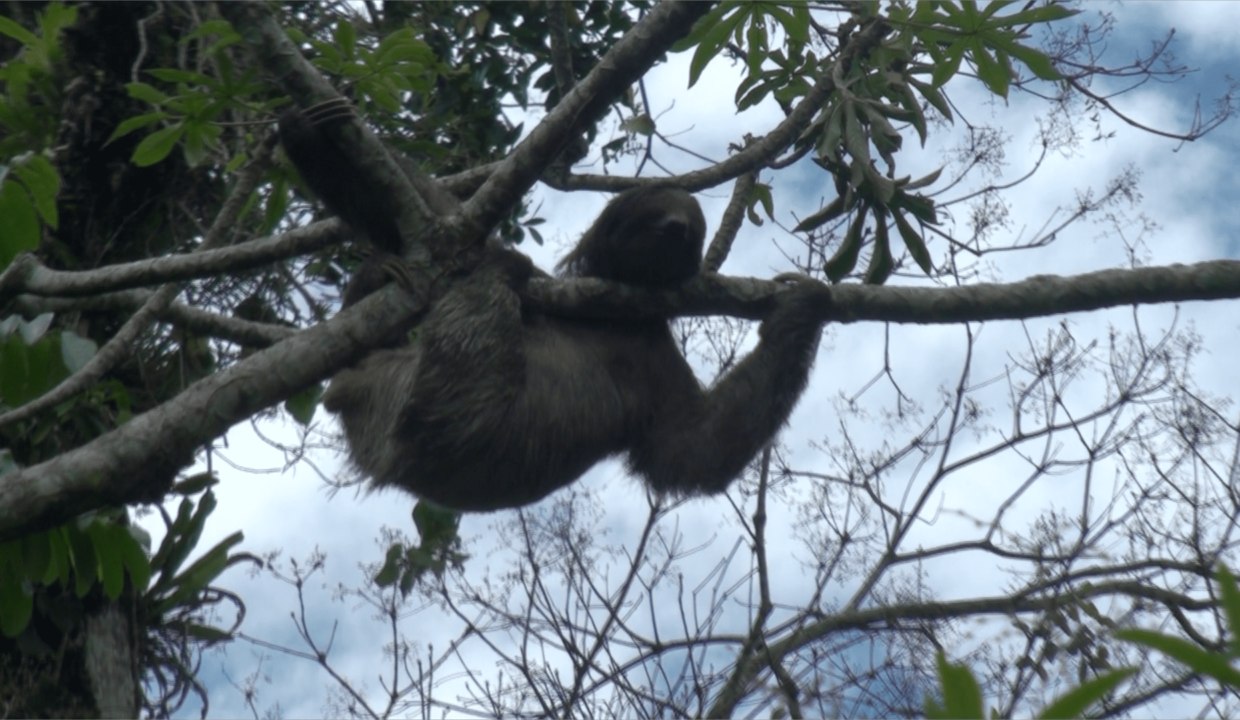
334, 19, 357, 58
686, 5, 744, 88
132, 123, 185, 167
1004, 41, 1065, 81
994, 4, 1079, 26
893, 209, 933, 274
20, 533, 51, 581
1117, 629, 1240, 687
794, 195, 846, 233
825, 208, 867, 282
65, 522, 97, 597
1216, 565, 1240, 656
0, 179, 40, 268
285, 384, 322, 425
224, 151, 248, 174
0, 565, 33, 638
374, 544, 404, 587
863, 210, 893, 285
88, 521, 125, 600
0, 15, 40, 47
125, 81, 169, 105
971, 38, 1009, 97
146, 68, 216, 86
107, 111, 170, 143
13, 155, 59, 228
928, 652, 984, 719
1, 334, 29, 406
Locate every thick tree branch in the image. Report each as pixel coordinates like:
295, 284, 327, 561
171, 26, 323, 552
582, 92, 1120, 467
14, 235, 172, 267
0, 220, 346, 301
219, 2, 465, 260
529, 260, 1240, 324
704, 173, 758, 273
0, 280, 425, 542
464, 2, 714, 231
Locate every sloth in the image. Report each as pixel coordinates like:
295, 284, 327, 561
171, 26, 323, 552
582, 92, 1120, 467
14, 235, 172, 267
280, 103, 828, 511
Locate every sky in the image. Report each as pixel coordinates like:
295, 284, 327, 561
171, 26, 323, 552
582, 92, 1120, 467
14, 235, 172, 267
141, 4, 1240, 718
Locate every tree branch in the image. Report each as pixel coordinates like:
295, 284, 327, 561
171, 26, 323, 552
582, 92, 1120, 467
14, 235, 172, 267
463, 2, 714, 231
0, 220, 347, 301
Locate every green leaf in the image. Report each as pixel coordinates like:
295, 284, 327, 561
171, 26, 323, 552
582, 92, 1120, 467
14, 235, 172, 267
183, 119, 222, 167
47, 528, 71, 585
155, 531, 243, 614
20, 532, 51, 581
909, 77, 953, 122
863, 209, 893, 285
892, 209, 933, 274
150, 496, 202, 583
21, 332, 54, 399
145, 68, 216, 86
748, 182, 775, 225
825, 208, 867, 282
13, 155, 59, 229
0, 564, 33, 638
1004, 41, 1064, 81
374, 544, 404, 587
172, 471, 219, 496
993, 4, 1079, 26
88, 521, 126, 601
1116, 629, 1240, 687
107, 111, 170, 143
0, 333, 30, 406
1216, 565, 1240, 656
0, 178, 40, 268
65, 522, 97, 597
0, 15, 40, 47
261, 176, 289, 236
121, 529, 152, 592
334, 19, 357, 58
842, 102, 872, 166
132, 123, 185, 167
928, 652, 984, 719
284, 384, 322, 426
125, 81, 169, 105
931, 43, 966, 88
685, 4, 743, 88
971, 38, 1009, 97
895, 192, 938, 224
672, 1, 734, 52
224, 151, 248, 175
1038, 668, 1137, 719
184, 622, 233, 642
794, 195, 847, 233
905, 167, 943, 191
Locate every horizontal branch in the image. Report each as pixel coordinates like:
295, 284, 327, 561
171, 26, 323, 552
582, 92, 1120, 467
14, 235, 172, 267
830, 260, 1240, 324
0, 221, 346, 301
529, 259, 1240, 325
